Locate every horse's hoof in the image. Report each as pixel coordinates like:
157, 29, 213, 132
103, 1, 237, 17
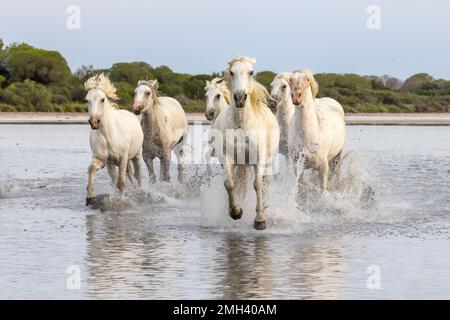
254, 220, 266, 231
230, 207, 243, 220
86, 197, 96, 206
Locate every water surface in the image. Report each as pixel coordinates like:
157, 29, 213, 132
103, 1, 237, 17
0, 124, 449, 299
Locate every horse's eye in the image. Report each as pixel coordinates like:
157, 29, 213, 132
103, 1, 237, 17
215, 94, 220, 99
282, 85, 286, 89
145, 91, 150, 96
101, 98, 105, 103
230, 71, 234, 76
249, 71, 254, 76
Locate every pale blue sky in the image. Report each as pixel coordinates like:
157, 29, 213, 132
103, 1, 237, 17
1, 0, 449, 79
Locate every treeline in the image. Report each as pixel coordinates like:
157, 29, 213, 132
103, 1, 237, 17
0, 39, 449, 113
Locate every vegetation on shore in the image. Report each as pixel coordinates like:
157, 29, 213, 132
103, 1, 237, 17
0, 39, 449, 113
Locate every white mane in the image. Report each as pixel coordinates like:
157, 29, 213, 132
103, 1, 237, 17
84, 73, 119, 101
227, 55, 256, 68
205, 77, 231, 108
275, 72, 292, 83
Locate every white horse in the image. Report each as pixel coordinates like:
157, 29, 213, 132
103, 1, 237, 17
85, 74, 143, 205
270, 72, 295, 158
204, 77, 230, 175
132, 79, 188, 183
213, 55, 280, 230
289, 69, 346, 191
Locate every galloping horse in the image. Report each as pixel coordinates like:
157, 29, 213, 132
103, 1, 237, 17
289, 69, 346, 191
132, 80, 188, 183
204, 78, 230, 175
214, 56, 279, 230
84, 74, 143, 205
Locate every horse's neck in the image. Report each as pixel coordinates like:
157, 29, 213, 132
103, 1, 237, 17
98, 102, 117, 140
277, 95, 295, 129
297, 88, 320, 143
213, 99, 229, 122
142, 99, 165, 134
232, 101, 255, 129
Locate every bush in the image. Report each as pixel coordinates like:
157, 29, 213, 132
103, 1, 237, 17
0, 103, 17, 112
1, 79, 52, 111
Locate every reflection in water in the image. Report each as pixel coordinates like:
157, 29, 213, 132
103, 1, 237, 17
214, 234, 344, 299
85, 210, 345, 299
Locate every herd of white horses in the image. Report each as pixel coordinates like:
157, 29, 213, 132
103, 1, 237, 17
84, 55, 346, 230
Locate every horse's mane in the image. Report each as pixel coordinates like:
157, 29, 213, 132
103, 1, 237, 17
227, 55, 256, 67
293, 69, 319, 98
274, 72, 293, 83
204, 77, 231, 105
84, 73, 120, 102
137, 80, 160, 107
225, 55, 271, 111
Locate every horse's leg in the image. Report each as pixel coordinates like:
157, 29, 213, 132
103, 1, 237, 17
86, 158, 104, 205
175, 145, 186, 183
132, 156, 141, 188
144, 156, 156, 183
297, 169, 307, 203
205, 146, 213, 177
106, 160, 118, 186
224, 162, 242, 220
117, 156, 128, 193
161, 151, 171, 182
329, 150, 343, 188
126, 160, 135, 185
318, 157, 329, 191
253, 161, 267, 230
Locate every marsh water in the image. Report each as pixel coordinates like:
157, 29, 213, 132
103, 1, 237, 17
0, 124, 449, 299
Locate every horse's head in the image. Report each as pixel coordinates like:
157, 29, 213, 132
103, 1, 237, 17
290, 70, 319, 106
132, 80, 158, 115
85, 88, 107, 129
270, 73, 292, 106
84, 73, 118, 130
204, 78, 230, 121
227, 55, 256, 108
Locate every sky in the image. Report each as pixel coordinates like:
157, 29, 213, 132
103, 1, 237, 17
1, 0, 450, 79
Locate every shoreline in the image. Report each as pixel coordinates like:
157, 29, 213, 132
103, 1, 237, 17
0, 112, 449, 126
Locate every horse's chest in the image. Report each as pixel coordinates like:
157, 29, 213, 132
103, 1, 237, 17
225, 134, 257, 164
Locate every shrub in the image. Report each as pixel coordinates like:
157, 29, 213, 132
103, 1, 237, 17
1, 79, 52, 111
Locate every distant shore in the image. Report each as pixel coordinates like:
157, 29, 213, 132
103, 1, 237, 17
0, 112, 449, 125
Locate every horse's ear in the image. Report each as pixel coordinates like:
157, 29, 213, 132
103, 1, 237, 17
205, 80, 210, 86
150, 80, 159, 90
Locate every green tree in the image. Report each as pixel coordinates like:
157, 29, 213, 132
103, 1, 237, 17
401, 73, 433, 92
182, 74, 213, 100
109, 62, 153, 86
255, 71, 276, 88
5, 43, 72, 85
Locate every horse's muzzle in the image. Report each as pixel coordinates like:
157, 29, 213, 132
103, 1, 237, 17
234, 92, 247, 108
205, 111, 214, 121
268, 96, 279, 109
132, 102, 143, 115
291, 93, 302, 106
89, 118, 100, 130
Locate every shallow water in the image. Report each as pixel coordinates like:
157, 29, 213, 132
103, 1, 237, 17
0, 124, 449, 299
